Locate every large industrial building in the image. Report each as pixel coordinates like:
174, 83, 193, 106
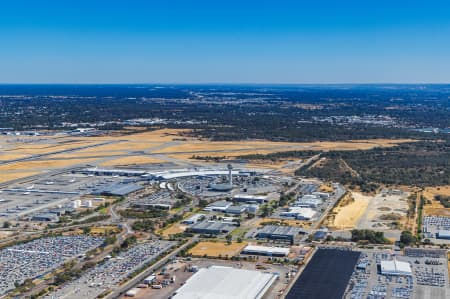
293, 194, 323, 208
233, 194, 268, 204
224, 205, 248, 215
173, 266, 277, 299
436, 230, 450, 240
203, 200, 232, 212
241, 245, 290, 257
256, 225, 303, 244
187, 221, 234, 235
92, 183, 143, 196
77, 168, 147, 177
280, 207, 316, 220
380, 259, 412, 276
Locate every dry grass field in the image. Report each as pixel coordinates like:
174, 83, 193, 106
48, 151, 127, 159
423, 186, 450, 217
0, 158, 97, 172
160, 224, 187, 237
160, 138, 413, 154
0, 171, 40, 183
0, 153, 31, 161
188, 241, 247, 257
100, 155, 164, 167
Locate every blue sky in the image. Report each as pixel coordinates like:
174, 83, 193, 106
1, 0, 450, 83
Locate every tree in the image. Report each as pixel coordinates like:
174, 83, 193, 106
3, 221, 11, 228
198, 199, 208, 208
225, 234, 232, 245
400, 230, 416, 246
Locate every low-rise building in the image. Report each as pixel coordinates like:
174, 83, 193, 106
380, 259, 412, 276
31, 213, 59, 222
173, 266, 277, 299
203, 200, 232, 212
280, 207, 316, 220
256, 225, 302, 244
187, 221, 234, 235
436, 230, 450, 240
241, 245, 290, 257
182, 214, 206, 225
294, 195, 322, 208
224, 205, 247, 215
233, 194, 268, 204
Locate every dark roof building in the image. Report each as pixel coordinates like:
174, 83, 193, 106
187, 221, 234, 235
31, 213, 59, 222
256, 225, 303, 244
92, 183, 143, 196
224, 205, 247, 215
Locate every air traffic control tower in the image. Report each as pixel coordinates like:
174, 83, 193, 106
227, 164, 233, 186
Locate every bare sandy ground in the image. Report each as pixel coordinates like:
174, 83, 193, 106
189, 241, 247, 257
331, 192, 371, 229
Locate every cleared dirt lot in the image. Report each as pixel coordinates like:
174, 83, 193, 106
330, 192, 370, 230
160, 224, 187, 237
356, 190, 409, 231
188, 241, 247, 257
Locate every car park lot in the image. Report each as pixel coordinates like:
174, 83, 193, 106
0, 172, 138, 221
0, 235, 104, 295
121, 258, 294, 299
345, 248, 450, 299
45, 240, 176, 299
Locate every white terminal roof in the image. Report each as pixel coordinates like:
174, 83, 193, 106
173, 266, 277, 299
380, 259, 412, 276
243, 245, 290, 256
157, 169, 240, 180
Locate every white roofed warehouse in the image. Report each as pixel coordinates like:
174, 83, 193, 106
380, 259, 412, 276
241, 245, 290, 257
173, 266, 277, 299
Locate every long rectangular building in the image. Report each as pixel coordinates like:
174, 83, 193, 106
187, 221, 234, 235
173, 266, 277, 299
241, 245, 290, 257
256, 225, 302, 244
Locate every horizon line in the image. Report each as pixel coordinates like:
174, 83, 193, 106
1, 82, 450, 85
